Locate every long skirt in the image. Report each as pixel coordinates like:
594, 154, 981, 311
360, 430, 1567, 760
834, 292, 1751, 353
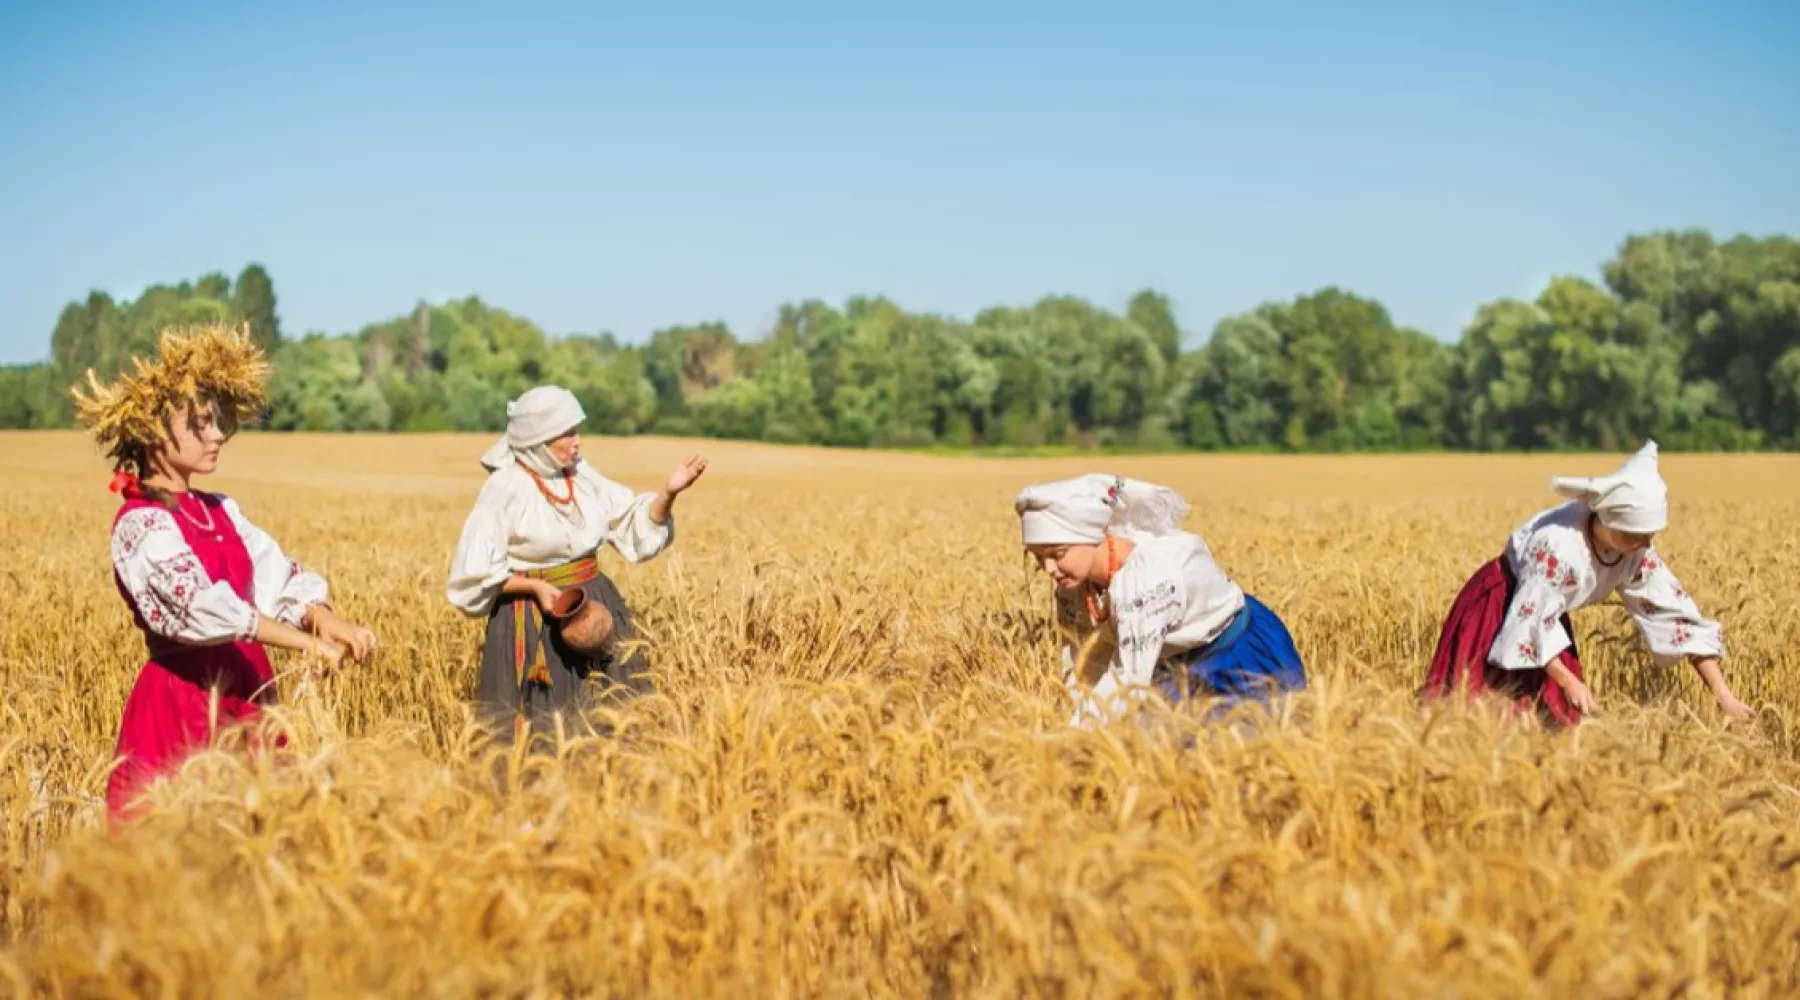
1421, 555, 1585, 727
1156, 594, 1308, 706
107, 641, 279, 820
477, 564, 650, 738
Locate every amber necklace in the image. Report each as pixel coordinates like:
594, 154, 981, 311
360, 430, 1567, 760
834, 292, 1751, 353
1084, 534, 1121, 624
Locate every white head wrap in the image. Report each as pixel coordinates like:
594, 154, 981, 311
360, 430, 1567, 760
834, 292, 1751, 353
479, 386, 586, 477
1549, 439, 1669, 534
1014, 473, 1191, 546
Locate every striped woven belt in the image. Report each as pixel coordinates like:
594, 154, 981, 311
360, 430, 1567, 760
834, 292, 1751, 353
512, 555, 601, 693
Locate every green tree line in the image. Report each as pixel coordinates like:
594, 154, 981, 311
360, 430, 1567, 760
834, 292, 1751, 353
3, 230, 1796, 451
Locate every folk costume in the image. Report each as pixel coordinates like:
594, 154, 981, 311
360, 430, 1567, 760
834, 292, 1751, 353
445, 387, 672, 735
1016, 474, 1307, 728
1422, 440, 1723, 725
73, 324, 330, 819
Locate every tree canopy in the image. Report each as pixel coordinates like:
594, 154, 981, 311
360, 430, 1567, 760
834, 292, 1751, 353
5, 231, 1795, 451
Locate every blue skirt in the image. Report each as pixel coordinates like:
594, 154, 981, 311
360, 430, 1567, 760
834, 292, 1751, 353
1155, 594, 1307, 705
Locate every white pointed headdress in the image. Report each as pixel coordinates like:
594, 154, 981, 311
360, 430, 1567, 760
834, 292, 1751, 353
1014, 473, 1191, 545
1549, 439, 1669, 534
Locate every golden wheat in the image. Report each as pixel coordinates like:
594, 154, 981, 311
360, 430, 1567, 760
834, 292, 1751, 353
2, 431, 1798, 998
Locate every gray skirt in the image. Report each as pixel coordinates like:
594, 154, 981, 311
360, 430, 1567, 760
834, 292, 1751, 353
476, 569, 651, 732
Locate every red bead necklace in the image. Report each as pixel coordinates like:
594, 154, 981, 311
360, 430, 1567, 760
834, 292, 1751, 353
1084, 534, 1120, 624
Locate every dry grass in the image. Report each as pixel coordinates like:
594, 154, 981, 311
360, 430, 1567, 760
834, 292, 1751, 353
2, 431, 1798, 998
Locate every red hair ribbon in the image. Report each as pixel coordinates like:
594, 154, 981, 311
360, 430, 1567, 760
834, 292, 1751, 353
108, 469, 142, 498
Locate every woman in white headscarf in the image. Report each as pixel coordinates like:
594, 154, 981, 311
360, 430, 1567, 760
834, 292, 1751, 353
446, 386, 707, 735
1015, 473, 1307, 728
1421, 440, 1752, 726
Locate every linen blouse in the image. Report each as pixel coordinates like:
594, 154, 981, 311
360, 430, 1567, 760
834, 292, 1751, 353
1488, 501, 1723, 670
111, 493, 330, 646
1058, 529, 1247, 726
446, 460, 672, 617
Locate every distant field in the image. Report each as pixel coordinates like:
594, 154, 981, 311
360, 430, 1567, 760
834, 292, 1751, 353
3, 431, 1798, 997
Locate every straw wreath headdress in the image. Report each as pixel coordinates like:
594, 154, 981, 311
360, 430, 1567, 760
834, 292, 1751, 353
70, 321, 271, 478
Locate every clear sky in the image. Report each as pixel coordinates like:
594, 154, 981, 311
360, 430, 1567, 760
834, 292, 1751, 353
2, 0, 1796, 364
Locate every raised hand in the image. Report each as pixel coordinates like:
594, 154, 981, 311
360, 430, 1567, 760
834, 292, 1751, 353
666, 454, 709, 495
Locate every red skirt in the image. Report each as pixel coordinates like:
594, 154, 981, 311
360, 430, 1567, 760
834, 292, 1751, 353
106, 642, 279, 821
1421, 556, 1585, 727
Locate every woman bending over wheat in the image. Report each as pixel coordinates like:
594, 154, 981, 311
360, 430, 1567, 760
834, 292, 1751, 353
1421, 440, 1753, 726
1015, 474, 1307, 728
73, 323, 376, 822
446, 386, 706, 739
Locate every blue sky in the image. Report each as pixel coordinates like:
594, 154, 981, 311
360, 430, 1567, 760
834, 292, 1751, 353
2, 0, 1796, 363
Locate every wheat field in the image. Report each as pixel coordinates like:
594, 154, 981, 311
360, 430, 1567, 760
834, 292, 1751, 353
1, 430, 1798, 998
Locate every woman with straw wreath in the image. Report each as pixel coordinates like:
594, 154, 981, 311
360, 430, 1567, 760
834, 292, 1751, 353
1014, 473, 1308, 728
73, 322, 377, 821
1421, 440, 1753, 726
446, 386, 706, 738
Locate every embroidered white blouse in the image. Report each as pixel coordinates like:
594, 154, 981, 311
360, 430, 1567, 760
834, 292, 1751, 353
445, 461, 673, 618
1058, 530, 1247, 727
1489, 502, 1723, 671
110, 495, 331, 647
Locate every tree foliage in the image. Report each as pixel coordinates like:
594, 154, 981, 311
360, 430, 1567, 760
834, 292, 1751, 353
7, 229, 1795, 451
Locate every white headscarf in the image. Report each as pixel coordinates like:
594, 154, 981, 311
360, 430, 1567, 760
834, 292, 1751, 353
1014, 473, 1191, 545
1549, 439, 1669, 534
479, 386, 586, 477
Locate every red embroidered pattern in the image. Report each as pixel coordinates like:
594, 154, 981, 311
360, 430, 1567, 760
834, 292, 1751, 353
1526, 538, 1581, 594
112, 508, 257, 643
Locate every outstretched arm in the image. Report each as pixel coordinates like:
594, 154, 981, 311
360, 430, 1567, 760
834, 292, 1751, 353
1689, 656, 1753, 721
649, 454, 708, 524
1619, 550, 1748, 721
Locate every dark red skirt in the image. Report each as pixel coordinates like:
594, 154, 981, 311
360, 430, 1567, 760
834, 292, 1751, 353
106, 642, 279, 821
1421, 556, 1585, 727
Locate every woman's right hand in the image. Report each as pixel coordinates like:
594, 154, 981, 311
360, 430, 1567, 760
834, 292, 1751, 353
311, 636, 350, 670
534, 581, 561, 615
1561, 678, 1597, 716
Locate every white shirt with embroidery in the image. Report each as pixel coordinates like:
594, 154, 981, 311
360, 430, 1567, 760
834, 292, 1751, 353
1059, 530, 1246, 727
1489, 502, 1723, 671
110, 495, 330, 647
445, 460, 673, 618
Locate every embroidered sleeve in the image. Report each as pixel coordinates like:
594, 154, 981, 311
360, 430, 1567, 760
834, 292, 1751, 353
588, 466, 673, 564
446, 480, 514, 618
1619, 549, 1724, 667
111, 507, 259, 645
1070, 568, 1185, 727
220, 497, 329, 628
1488, 532, 1582, 670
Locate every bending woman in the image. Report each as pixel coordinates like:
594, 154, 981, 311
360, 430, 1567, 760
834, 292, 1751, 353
73, 323, 376, 821
1422, 440, 1752, 726
446, 386, 706, 737
1015, 474, 1307, 727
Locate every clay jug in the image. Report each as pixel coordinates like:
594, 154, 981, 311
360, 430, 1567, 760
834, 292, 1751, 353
550, 587, 614, 654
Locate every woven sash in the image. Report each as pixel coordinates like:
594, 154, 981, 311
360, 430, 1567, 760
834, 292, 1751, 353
511, 555, 601, 693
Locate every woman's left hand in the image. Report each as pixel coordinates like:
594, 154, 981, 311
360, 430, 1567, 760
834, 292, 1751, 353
666, 454, 709, 495
311, 607, 377, 664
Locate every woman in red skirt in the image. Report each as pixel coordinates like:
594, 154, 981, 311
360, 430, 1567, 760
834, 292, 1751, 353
73, 323, 378, 820
1422, 440, 1753, 726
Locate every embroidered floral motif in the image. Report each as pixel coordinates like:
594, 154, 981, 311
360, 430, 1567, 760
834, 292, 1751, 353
1516, 601, 1536, 620
112, 505, 257, 644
